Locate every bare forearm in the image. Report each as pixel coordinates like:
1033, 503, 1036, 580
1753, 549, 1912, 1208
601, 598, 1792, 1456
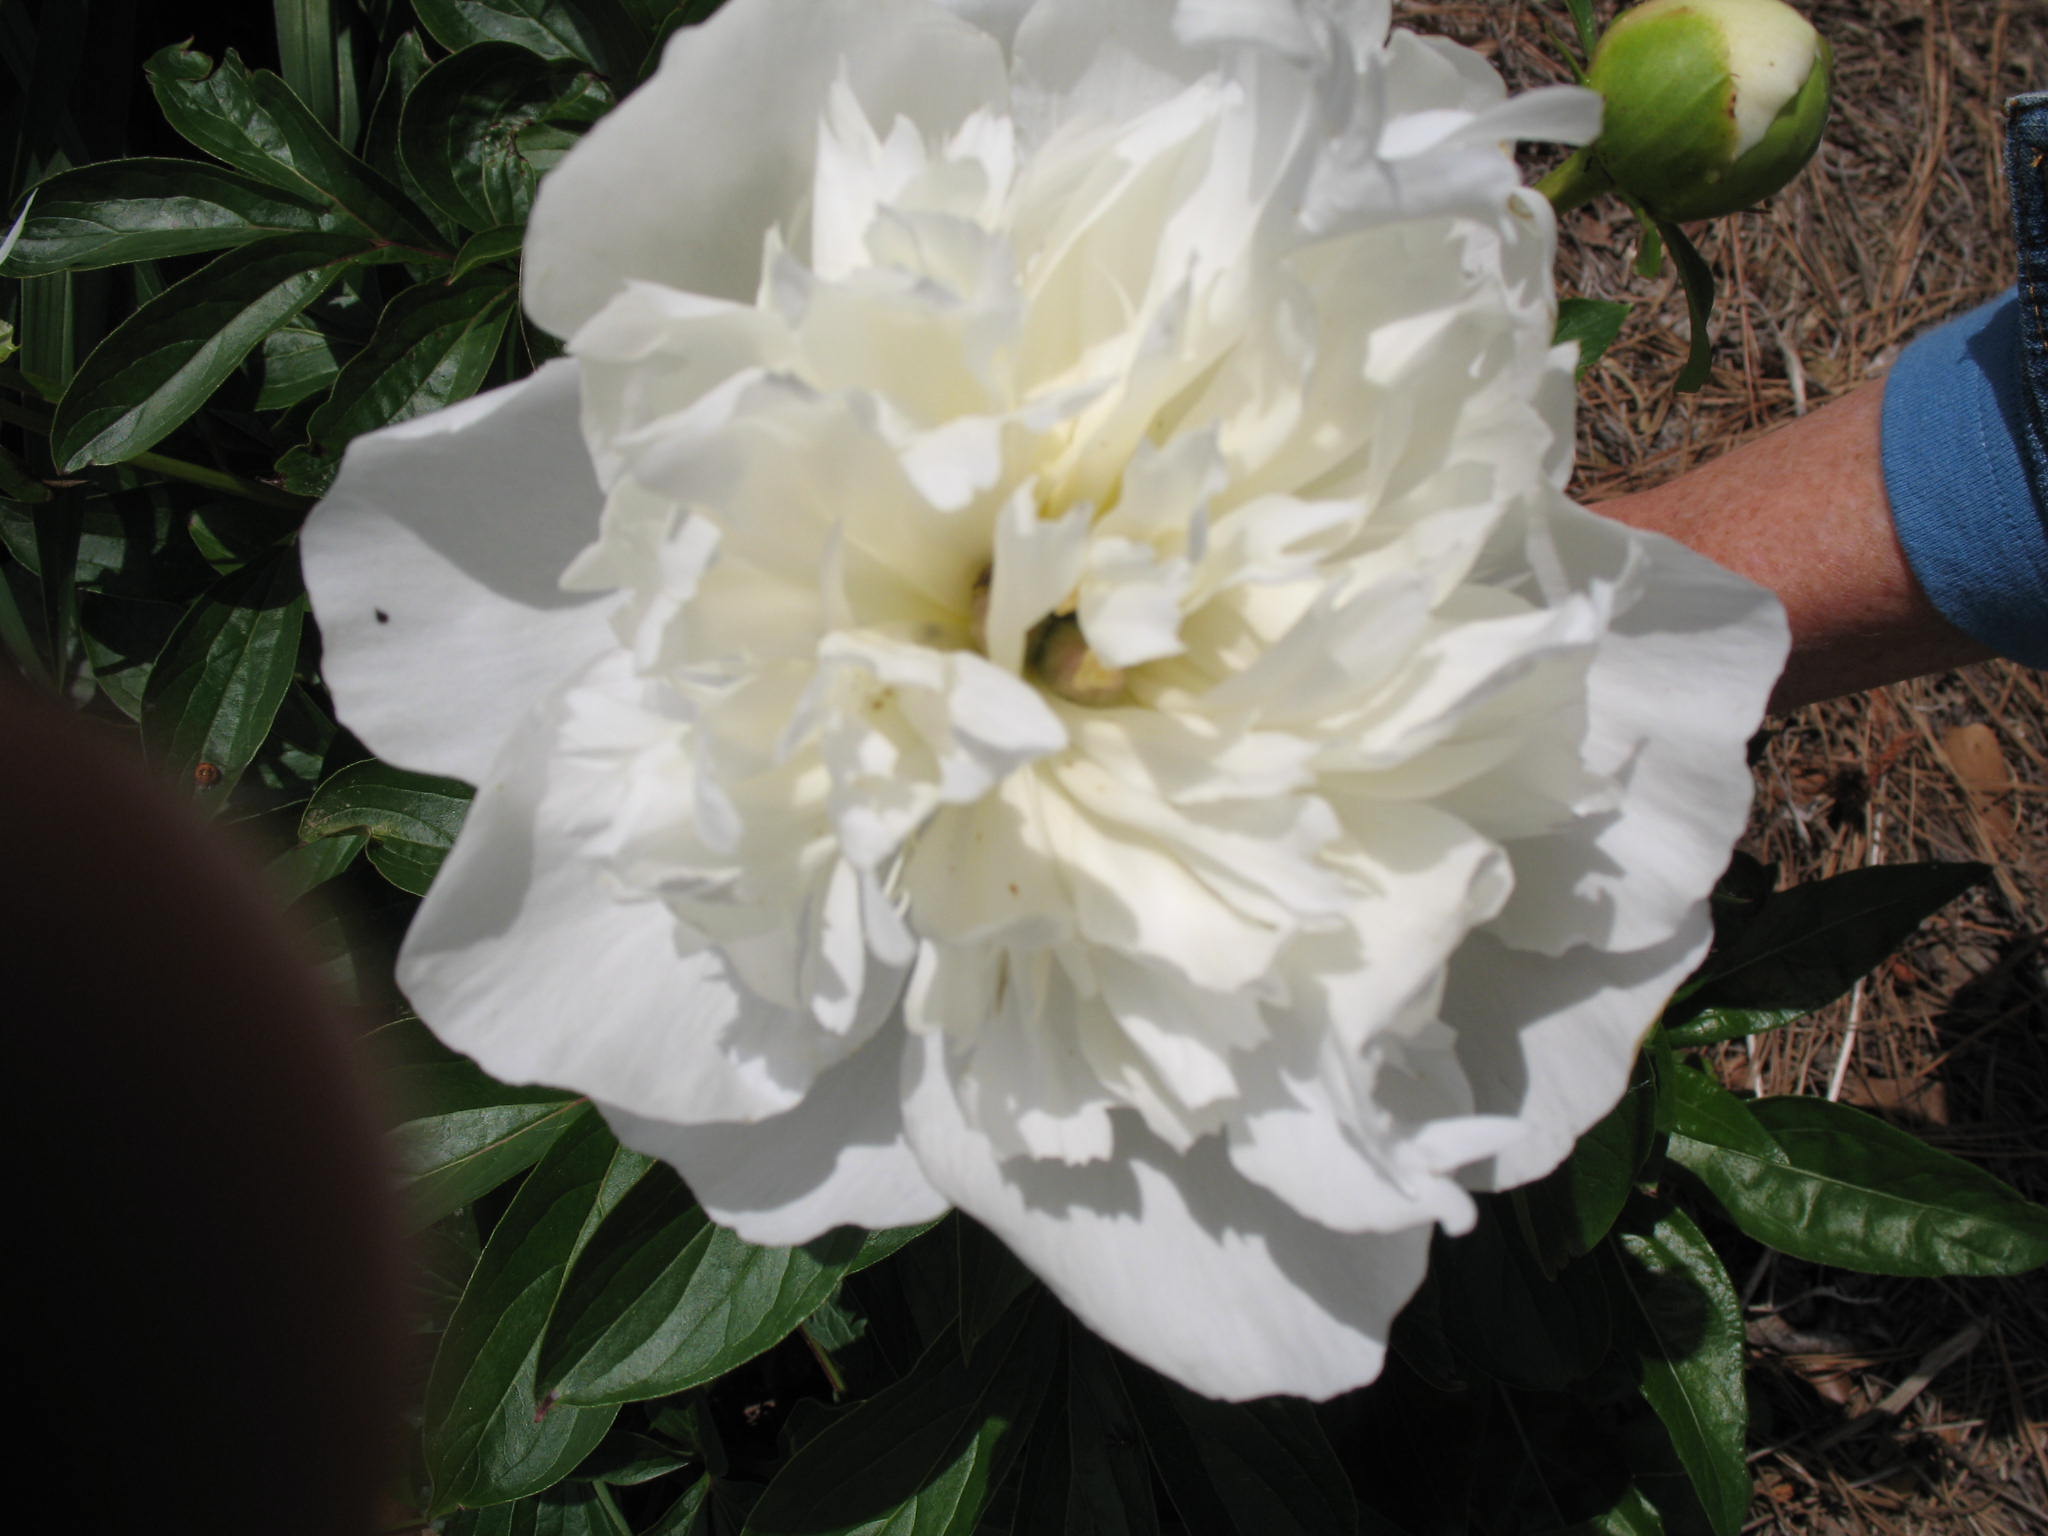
1593, 379, 1990, 712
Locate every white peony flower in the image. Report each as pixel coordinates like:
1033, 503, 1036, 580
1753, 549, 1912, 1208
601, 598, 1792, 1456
303, 0, 1788, 1400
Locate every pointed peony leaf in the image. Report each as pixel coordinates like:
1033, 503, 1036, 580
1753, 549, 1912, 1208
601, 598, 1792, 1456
401, 44, 613, 234
1117, 1355, 1359, 1536
140, 554, 306, 811
424, 1111, 645, 1514
1, 158, 336, 276
1516, 1052, 1659, 1271
412, 0, 648, 77
538, 1165, 866, 1406
51, 234, 407, 470
1013, 1325, 1160, 1536
1554, 297, 1630, 379
1669, 1087, 2048, 1277
444, 1482, 631, 1536
455, 225, 529, 278
1431, 1197, 1611, 1389
743, 1290, 1059, 1536
302, 757, 474, 895
374, 1017, 588, 1228
256, 318, 358, 410
1580, 1486, 1667, 1536
265, 829, 368, 905
145, 43, 436, 246
1613, 1201, 1748, 1536
1667, 862, 1987, 1027
304, 270, 519, 454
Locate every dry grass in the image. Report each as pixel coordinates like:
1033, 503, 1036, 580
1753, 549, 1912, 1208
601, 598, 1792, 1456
1419, 2, 2047, 1530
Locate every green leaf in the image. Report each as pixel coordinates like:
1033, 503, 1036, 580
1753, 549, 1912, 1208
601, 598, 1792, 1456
540, 1168, 866, 1407
957, 1217, 1037, 1359
455, 224, 528, 278
1659, 1006, 1804, 1050
850, 1221, 937, 1273
273, 0, 343, 137
32, 497, 83, 689
140, 554, 306, 808
301, 757, 474, 894
743, 1294, 1059, 1536
145, 44, 436, 247
1565, 0, 1600, 60
1665, 1065, 1782, 1161
78, 590, 184, 719
1120, 1362, 1359, 1536
424, 1112, 647, 1514
570, 1429, 694, 1486
445, 1482, 629, 1536
401, 44, 613, 233
1432, 1198, 1611, 1390
265, 829, 367, 904
1613, 1203, 1748, 1536
1015, 1327, 1159, 1536
50, 233, 404, 470
1669, 1089, 2048, 1277
1518, 1053, 1658, 1271
1555, 298, 1630, 380
413, 0, 646, 77
377, 1016, 590, 1228
365, 30, 440, 214
1670, 862, 1986, 1029
255, 318, 358, 409
1578, 1486, 1667, 1536
2, 159, 336, 276
1657, 220, 1717, 393
304, 270, 516, 452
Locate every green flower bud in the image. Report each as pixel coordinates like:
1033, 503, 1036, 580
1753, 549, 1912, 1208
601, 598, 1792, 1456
1550, 0, 1832, 222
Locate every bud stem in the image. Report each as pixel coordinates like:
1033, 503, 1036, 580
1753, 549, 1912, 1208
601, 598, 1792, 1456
1537, 148, 1615, 214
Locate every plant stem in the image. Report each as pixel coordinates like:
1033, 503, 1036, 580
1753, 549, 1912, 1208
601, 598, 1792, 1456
0, 397, 312, 512
129, 449, 314, 512
1537, 147, 1615, 213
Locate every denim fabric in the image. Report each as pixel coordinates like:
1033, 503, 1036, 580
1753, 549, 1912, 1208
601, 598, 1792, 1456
1880, 91, 2048, 667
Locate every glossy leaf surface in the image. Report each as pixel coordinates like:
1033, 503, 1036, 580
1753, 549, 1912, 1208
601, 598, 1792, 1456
540, 1168, 866, 1407
424, 1113, 647, 1514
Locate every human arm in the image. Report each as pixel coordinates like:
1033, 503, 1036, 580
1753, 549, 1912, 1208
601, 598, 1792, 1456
1593, 377, 1994, 713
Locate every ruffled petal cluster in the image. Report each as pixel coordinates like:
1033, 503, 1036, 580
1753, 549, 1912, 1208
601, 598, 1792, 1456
304, 0, 1787, 1400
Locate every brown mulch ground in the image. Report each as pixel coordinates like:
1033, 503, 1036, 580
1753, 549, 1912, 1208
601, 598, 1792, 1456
1426, 2, 2047, 1530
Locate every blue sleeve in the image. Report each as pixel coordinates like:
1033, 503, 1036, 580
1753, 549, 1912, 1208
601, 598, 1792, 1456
1880, 291, 2048, 668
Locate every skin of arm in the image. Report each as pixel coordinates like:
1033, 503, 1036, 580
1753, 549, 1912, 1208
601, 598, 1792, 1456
1591, 377, 1992, 712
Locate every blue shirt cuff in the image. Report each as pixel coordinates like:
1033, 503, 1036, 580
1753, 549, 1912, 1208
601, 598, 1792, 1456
1880, 292, 2048, 667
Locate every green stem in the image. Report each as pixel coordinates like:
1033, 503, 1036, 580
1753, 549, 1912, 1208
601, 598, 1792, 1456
129, 449, 313, 511
0, 398, 312, 512
1537, 146, 1615, 214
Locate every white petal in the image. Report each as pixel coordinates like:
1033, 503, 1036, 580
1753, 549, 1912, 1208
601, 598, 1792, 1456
301, 361, 614, 784
602, 1025, 949, 1246
523, 0, 1009, 336
1483, 510, 1787, 956
902, 1031, 1430, 1401
1444, 918, 1710, 1192
399, 667, 818, 1126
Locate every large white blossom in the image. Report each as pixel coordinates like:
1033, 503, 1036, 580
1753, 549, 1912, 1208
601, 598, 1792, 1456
303, 0, 1787, 1400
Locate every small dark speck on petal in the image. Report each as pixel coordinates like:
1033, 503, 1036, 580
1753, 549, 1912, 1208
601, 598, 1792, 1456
374, 608, 390, 624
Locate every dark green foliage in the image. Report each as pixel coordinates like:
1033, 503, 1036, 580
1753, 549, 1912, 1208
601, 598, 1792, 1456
1553, 296, 1630, 379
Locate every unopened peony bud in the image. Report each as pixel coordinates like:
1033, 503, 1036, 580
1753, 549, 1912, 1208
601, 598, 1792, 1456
1547, 0, 1831, 221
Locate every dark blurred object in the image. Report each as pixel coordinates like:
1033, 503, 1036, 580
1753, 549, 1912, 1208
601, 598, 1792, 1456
6, 673, 401, 1536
